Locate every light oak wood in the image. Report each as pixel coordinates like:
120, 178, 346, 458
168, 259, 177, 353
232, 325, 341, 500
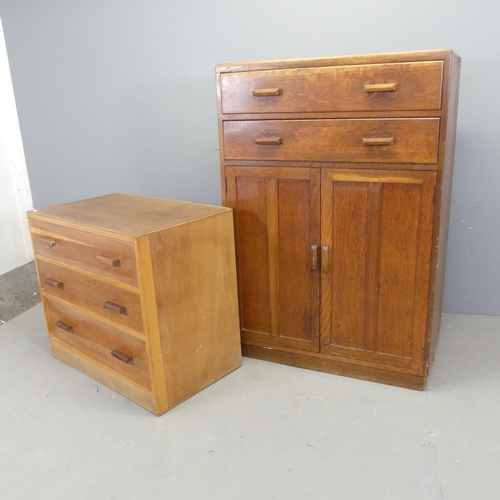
363, 83, 397, 93
29, 193, 229, 237
217, 49, 460, 390
29, 193, 241, 415
37, 258, 144, 333
362, 137, 395, 146
134, 235, 169, 415
52, 340, 157, 413
30, 218, 137, 286
47, 298, 151, 389
149, 212, 241, 409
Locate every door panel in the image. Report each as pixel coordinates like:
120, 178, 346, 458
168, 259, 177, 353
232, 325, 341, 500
320, 169, 436, 370
376, 182, 421, 358
226, 167, 320, 352
229, 176, 271, 334
330, 181, 369, 350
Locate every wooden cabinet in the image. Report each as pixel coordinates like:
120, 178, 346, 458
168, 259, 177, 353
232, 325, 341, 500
319, 169, 436, 372
28, 194, 241, 415
217, 50, 461, 389
226, 167, 320, 352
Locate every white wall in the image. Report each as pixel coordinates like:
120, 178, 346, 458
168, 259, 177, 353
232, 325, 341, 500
0, 18, 33, 275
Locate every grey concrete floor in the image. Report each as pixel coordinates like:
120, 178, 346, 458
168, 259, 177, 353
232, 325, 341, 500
0, 305, 499, 499
0, 261, 40, 324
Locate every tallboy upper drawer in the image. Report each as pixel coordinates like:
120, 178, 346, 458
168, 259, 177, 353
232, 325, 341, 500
29, 219, 137, 287
220, 61, 443, 114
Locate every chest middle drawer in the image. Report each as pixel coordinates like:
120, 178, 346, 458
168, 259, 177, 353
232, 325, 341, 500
223, 118, 440, 164
30, 219, 137, 287
37, 259, 144, 333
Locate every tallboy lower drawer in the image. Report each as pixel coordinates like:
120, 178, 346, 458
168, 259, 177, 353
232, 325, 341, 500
37, 259, 144, 333
30, 219, 137, 287
223, 118, 440, 164
47, 299, 151, 390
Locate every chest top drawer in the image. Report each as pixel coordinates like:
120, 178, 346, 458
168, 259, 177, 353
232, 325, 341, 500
30, 219, 137, 287
224, 118, 440, 164
220, 61, 443, 114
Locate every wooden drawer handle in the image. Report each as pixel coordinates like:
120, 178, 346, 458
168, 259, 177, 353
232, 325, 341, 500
362, 137, 394, 146
321, 246, 329, 273
255, 137, 283, 145
55, 320, 73, 333
363, 83, 397, 93
253, 88, 282, 97
103, 301, 127, 315
96, 255, 121, 267
111, 349, 133, 364
311, 245, 318, 272
40, 237, 57, 248
45, 278, 64, 289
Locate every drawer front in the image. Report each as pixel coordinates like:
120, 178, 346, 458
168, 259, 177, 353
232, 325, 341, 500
46, 299, 151, 390
30, 219, 137, 287
224, 118, 439, 164
37, 259, 144, 333
221, 61, 444, 114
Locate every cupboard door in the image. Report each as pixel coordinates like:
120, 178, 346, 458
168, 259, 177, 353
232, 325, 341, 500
320, 169, 436, 370
226, 167, 320, 352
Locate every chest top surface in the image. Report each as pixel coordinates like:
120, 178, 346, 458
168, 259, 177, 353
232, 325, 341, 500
29, 193, 229, 237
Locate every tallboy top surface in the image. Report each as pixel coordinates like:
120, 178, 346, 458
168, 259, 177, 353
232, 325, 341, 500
216, 48, 459, 72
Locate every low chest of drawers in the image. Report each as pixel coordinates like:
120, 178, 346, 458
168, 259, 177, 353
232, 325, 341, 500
28, 193, 241, 415
216, 49, 460, 389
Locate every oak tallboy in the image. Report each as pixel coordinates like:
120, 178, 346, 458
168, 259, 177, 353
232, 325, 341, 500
216, 50, 460, 389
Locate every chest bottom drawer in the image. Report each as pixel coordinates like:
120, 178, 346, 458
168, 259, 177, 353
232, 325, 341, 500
46, 299, 151, 390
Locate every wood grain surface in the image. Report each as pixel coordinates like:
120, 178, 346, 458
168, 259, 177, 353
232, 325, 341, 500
47, 298, 151, 389
29, 193, 230, 237
30, 219, 138, 287
320, 169, 436, 368
149, 211, 241, 409
224, 119, 440, 164
30, 194, 242, 415
226, 167, 320, 352
216, 49, 460, 390
37, 259, 144, 333
221, 61, 443, 114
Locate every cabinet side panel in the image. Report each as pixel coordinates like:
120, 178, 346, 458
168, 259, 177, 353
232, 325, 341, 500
150, 212, 241, 409
429, 54, 461, 364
